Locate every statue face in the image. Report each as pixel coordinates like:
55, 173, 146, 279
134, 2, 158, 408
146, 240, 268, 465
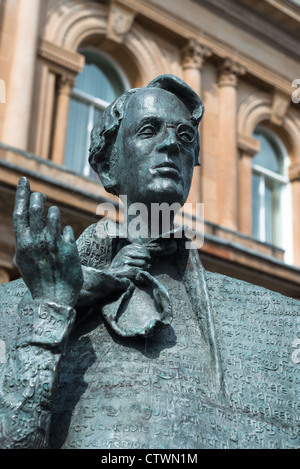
113, 88, 196, 207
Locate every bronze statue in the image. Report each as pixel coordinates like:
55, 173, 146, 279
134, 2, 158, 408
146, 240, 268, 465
0, 75, 299, 449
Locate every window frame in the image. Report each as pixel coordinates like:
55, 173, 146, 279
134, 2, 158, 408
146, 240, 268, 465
65, 47, 129, 177
252, 126, 293, 264
70, 89, 109, 177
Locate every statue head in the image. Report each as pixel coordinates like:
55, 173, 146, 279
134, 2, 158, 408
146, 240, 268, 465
89, 74, 204, 206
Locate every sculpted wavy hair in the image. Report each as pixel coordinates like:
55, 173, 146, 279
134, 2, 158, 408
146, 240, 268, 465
89, 74, 204, 195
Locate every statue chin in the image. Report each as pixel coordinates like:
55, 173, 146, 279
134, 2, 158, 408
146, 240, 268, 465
138, 179, 189, 207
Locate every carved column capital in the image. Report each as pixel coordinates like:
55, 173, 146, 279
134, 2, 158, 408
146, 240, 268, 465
57, 74, 75, 96
218, 58, 246, 87
289, 163, 300, 182
182, 38, 212, 70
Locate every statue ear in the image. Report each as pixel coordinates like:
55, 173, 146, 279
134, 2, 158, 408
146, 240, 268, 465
96, 160, 119, 196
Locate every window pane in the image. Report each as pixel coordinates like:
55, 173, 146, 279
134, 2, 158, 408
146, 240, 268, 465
64, 98, 90, 173
252, 173, 282, 247
253, 130, 283, 175
93, 107, 103, 126
265, 178, 281, 246
64, 51, 126, 178
264, 178, 273, 243
76, 52, 124, 103
252, 127, 286, 248
252, 172, 261, 240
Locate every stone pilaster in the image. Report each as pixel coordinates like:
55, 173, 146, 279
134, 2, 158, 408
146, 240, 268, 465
1, 0, 41, 150
217, 58, 246, 230
51, 74, 75, 165
182, 39, 212, 208
182, 38, 212, 95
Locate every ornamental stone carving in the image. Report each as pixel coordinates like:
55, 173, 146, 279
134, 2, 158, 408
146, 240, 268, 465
271, 90, 290, 126
107, 1, 136, 43
218, 58, 246, 87
182, 38, 212, 70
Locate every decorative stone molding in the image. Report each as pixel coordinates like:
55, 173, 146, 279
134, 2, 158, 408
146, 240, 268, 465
42, 0, 169, 84
44, 1, 108, 51
218, 58, 246, 87
238, 93, 272, 137
38, 39, 85, 75
238, 134, 260, 157
107, 0, 136, 43
270, 90, 290, 126
237, 93, 300, 164
284, 110, 300, 163
182, 38, 212, 70
85, 0, 298, 95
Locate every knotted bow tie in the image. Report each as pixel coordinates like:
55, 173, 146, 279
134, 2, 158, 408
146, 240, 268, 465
99, 226, 186, 337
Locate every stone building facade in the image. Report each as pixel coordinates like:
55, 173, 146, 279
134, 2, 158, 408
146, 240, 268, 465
0, 0, 299, 298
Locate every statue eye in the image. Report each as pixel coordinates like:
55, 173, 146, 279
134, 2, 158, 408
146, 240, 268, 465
138, 125, 157, 137
176, 124, 196, 143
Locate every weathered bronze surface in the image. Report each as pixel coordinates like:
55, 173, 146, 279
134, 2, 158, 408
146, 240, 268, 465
0, 75, 299, 449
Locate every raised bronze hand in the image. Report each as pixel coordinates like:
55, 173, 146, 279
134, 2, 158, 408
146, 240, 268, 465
13, 177, 83, 307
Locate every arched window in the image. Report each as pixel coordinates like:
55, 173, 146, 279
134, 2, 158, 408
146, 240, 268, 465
252, 127, 293, 262
64, 50, 128, 178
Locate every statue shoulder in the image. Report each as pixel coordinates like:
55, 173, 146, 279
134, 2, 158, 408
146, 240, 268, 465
205, 269, 299, 312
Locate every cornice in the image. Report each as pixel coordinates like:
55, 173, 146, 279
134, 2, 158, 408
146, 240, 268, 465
264, 0, 300, 23
117, 0, 299, 96
192, 0, 300, 43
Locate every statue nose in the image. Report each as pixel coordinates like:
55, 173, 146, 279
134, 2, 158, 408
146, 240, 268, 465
157, 127, 180, 153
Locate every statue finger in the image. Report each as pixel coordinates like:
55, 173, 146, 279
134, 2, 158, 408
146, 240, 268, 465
63, 225, 76, 244
123, 245, 151, 260
126, 258, 149, 267
47, 206, 62, 241
13, 177, 30, 235
29, 192, 46, 234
